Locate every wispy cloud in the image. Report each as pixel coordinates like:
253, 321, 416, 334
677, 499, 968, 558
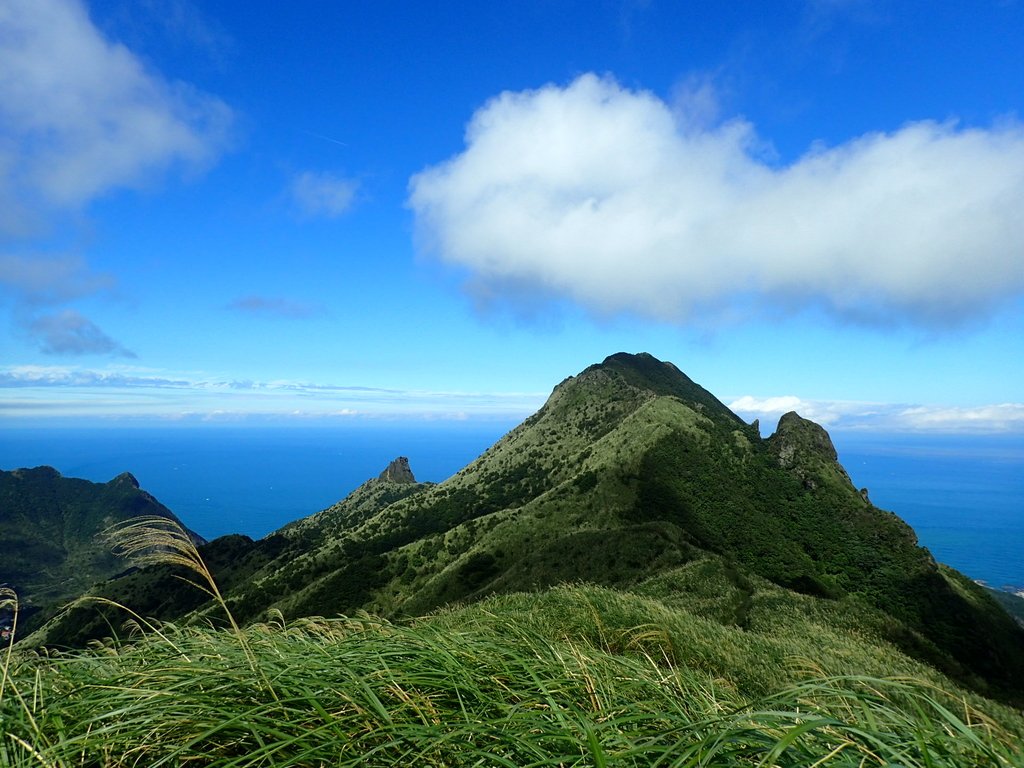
729, 395, 1024, 434
800, 0, 880, 38
132, 0, 234, 61
409, 73, 1024, 329
0, 254, 127, 357
0, 0, 233, 217
26, 310, 136, 358
226, 295, 324, 319
0, 0, 234, 357
0, 254, 115, 306
0, 365, 545, 421
290, 171, 359, 218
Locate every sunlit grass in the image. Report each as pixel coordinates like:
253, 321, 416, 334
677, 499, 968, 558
3, 517, 1022, 766
2, 607, 1023, 767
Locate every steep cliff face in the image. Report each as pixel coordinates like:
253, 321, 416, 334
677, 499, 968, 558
378, 457, 417, 483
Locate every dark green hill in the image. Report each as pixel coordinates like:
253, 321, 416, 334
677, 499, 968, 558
27, 456, 432, 644
0, 466, 204, 625
26, 353, 1024, 704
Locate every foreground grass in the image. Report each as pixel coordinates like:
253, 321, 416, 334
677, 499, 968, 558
5, 518, 1021, 766
3, 605, 1023, 767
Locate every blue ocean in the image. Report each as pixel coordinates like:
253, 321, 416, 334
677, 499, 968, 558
833, 432, 1024, 592
0, 423, 518, 541
2, 424, 1021, 590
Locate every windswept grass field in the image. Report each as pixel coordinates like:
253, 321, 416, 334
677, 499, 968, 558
4, 513, 1024, 767
3, 587, 1024, 766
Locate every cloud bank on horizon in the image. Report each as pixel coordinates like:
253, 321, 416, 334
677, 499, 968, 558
289, 171, 359, 219
2, 363, 1020, 434
409, 74, 1024, 328
0, 364, 543, 422
728, 395, 1024, 435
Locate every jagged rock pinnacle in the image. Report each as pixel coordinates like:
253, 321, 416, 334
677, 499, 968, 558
378, 457, 416, 484
772, 412, 839, 466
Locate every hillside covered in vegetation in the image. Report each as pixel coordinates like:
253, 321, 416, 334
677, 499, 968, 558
0, 466, 203, 624
26, 353, 1024, 708
6, 352, 1024, 765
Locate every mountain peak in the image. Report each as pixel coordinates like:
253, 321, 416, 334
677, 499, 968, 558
111, 472, 140, 489
771, 411, 839, 464
583, 352, 744, 425
378, 457, 416, 484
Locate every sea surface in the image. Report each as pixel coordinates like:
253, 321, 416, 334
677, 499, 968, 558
0, 422, 518, 541
2, 424, 1021, 591
834, 432, 1024, 592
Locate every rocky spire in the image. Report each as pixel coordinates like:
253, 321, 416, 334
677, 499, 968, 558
377, 456, 416, 484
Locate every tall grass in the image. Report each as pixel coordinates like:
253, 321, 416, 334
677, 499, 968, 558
0, 587, 18, 704
2, 612, 1022, 767
2, 517, 1021, 766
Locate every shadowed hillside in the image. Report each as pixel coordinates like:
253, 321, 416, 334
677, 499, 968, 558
0, 466, 203, 628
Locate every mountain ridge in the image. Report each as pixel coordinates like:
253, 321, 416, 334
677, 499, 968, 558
20, 353, 1024, 705
0, 465, 205, 625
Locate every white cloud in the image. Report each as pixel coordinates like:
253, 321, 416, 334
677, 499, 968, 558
0, 364, 546, 421
729, 395, 1024, 433
408, 73, 1024, 328
0, 0, 232, 218
290, 171, 358, 218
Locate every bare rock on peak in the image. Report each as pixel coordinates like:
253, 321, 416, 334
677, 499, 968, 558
378, 457, 416, 484
768, 411, 853, 490
771, 411, 839, 466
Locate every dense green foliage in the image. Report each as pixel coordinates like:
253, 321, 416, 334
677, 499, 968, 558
0, 466, 201, 619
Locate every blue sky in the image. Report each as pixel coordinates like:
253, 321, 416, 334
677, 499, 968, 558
1, 0, 1023, 433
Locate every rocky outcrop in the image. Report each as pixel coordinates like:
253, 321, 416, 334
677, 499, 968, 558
378, 457, 416, 484
772, 412, 838, 465
768, 411, 853, 490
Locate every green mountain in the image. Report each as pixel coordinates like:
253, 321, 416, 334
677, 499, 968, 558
26, 353, 1024, 704
0, 466, 204, 627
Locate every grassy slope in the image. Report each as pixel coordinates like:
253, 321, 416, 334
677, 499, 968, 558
3, 582, 1023, 767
